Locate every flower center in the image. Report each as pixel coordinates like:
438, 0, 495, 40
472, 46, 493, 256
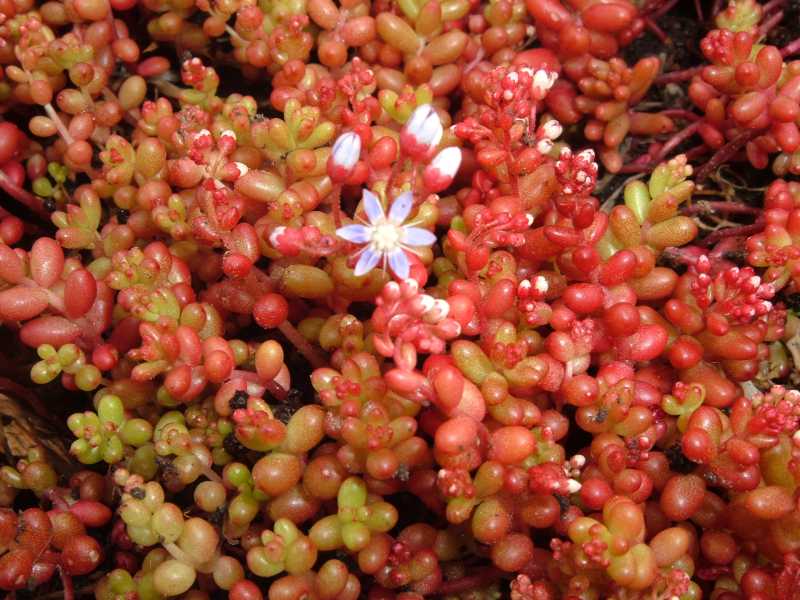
371, 221, 402, 252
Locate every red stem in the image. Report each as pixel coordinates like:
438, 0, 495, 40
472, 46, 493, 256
645, 18, 669, 44
44, 488, 70, 510
693, 0, 704, 21
700, 220, 765, 246
646, 0, 679, 19
330, 184, 342, 228
762, 0, 786, 15
278, 320, 328, 369
655, 66, 703, 85
660, 109, 701, 122
758, 10, 784, 38
623, 122, 701, 171
639, 0, 664, 14
617, 142, 708, 175
617, 155, 658, 173
782, 37, 800, 58
0, 170, 49, 220
683, 143, 710, 161
682, 201, 762, 215
653, 121, 701, 163
59, 567, 74, 600
437, 567, 504, 594
263, 378, 288, 401
695, 129, 760, 182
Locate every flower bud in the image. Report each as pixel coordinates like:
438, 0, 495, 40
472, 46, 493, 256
401, 104, 443, 159
531, 69, 558, 100
218, 129, 237, 155
536, 119, 562, 153
327, 132, 361, 182
540, 120, 562, 140
423, 146, 461, 192
269, 226, 287, 249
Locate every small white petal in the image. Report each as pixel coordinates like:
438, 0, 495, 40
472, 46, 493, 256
388, 191, 414, 224
233, 162, 249, 177
388, 249, 410, 279
432, 299, 450, 319
566, 479, 582, 494
336, 224, 372, 244
418, 294, 436, 313
354, 248, 381, 276
362, 189, 384, 223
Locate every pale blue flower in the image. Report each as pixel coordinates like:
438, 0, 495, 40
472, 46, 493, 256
336, 189, 436, 279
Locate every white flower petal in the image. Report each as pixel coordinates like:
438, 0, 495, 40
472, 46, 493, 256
336, 224, 372, 244
362, 189, 384, 224
388, 249, 410, 279
354, 248, 381, 276
403, 226, 436, 247
424, 118, 444, 147
388, 191, 414, 224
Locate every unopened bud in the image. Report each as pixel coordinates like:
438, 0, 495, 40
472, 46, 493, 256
401, 104, 443, 159
232, 162, 248, 177
423, 298, 450, 323
218, 129, 238, 154
531, 70, 558, 99
533, 276, 549, 295
328, 132, 361, 182
417, 294, 436, 313
541, 120, 562, 140
422, 146, 462, 192
268, 226, 287, 248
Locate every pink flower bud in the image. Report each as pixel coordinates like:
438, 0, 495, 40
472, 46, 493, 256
218, 129, 237, 155
268, 226, 287, 249
327, 132, 361, 182
422, 146, 461, 192
401, 104, 444, 159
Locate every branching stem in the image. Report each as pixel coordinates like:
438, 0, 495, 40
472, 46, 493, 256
695, 129, 759, 182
